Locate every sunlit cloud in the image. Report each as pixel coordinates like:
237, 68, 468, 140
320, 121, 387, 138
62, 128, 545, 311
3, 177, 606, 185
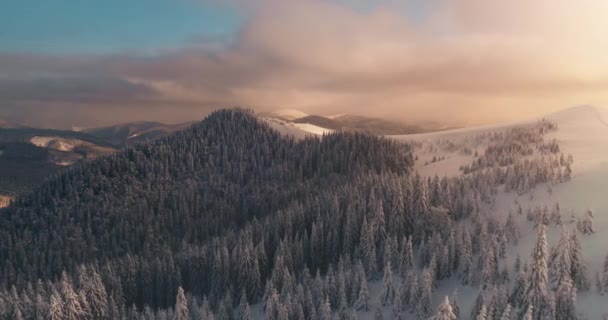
1, 0, 608, 128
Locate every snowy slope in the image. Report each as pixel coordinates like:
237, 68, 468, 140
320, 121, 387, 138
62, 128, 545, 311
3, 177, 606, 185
392, 105, 608, 319
262, 117, 333, 139
266, 109, 309, 121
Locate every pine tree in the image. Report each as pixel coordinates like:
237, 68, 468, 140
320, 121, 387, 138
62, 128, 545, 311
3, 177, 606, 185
476, 305, 488, 320
569, 231, 590, 290
374, 306, 384, 320
554, 276, 576, 320
449, 291, 460, 319
239, 291, 253, 320
49, 290, 64, 320
61, 272, 85, 320
320, 296, 332, 320
401, 270, 416, 310
579, 209, 594, 234
381, 261, 395, 305
34, 292, 47, 320
549, 227, 572, 289
428, 296, 456, 320
361, 217, 378, 279
459, 231, 473, 286
174, 286, 190, 320
482, 240, 499, 289
415, 268, 433, 319
602, 254, 608, 293
523, 224, 548, 319
355, 278, 370, 311
400, 236, 414, 278
523, 305, 533, 320
470, 292, 485, 320
86, 268, 109, 319
499, 304, 512, 320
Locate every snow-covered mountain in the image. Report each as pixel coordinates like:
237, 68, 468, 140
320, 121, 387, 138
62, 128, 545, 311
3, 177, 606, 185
84, 121, 194, 146
261, 109, 441, 137
389, 105, 608, 319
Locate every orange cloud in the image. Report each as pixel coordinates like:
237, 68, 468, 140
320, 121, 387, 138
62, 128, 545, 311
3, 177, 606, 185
2, 0, 608, 128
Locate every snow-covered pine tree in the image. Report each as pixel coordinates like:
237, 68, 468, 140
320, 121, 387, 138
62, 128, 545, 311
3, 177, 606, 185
415, 268, 433, 319
470, 292, 485, 320
374, 306, 384, 320
523, 224, 549, 319
381, 261, 395, 306
481, 240, 499, 289
549, 227, 572, 289
554, 276, 576, 320
319, 296, 332, 320
34, 292, 47, 320
569, 231, 590, 290
428, 296, 456, 320
402, 270, 417, 310
61, 272, 85, 320
459, 230, 473, 286
449, 291, 460, 319
354, 273, 370, 311
399, 236, 414, 278
602, 254, 608, 294
361, 217, 378, 279
579, 209, 594, 234
523, 305, 533, 320
239, 291, 252, 320
174, 287, 189, 320
85, 267, 108, 320
499, 304, 512, 320
476, 305, 488, 320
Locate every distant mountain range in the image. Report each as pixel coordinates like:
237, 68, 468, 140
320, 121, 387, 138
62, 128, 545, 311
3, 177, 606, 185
83, 121, 194, 147
0, 109, 454, 200
261, 109, 456, 136
0, 119, 193, 199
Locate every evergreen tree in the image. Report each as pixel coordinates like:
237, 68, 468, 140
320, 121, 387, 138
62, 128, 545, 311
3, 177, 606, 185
549, 227, 572, 289
415, 269, 433, 319
602, 254, 608, 293
554, 277, 577, 320
459, 231, 473, 286
374, 306, 384, 320
361, 217, 378, 279
523, 224, 548, 319
570, 231, 590, 290
400, 237, 414, 278
449, 291, 460, 319
174, 287, 190, 320
49, 290, 64, 320
320, 296, 332, 320
239, 291, 253, 320
381, 261, 395, 306
499, 304, 512, 320
355, 275, 370, 312
428, 296, 456, 320
476, 305, 488, 320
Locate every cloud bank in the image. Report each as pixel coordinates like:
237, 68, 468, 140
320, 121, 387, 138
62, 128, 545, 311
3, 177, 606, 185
2, 0, 608, 128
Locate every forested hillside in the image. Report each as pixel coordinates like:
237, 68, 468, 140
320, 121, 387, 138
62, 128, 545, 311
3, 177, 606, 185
0, 109, 580, 319
0, 109, 416, 318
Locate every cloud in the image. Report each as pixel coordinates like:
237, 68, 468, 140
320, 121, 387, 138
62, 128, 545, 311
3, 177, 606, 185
2, 0, 608, 128
0, 75, 155, 104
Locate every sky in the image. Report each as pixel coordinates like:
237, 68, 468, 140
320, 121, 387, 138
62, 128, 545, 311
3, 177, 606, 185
1, 0, 608, 129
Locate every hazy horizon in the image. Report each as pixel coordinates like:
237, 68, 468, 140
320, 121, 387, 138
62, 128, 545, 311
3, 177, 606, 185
2, 0, 608, 129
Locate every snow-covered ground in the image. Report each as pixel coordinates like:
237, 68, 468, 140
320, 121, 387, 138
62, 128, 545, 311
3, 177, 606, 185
390, 105, 608, 319
267, 109, 309, 121
262, 117, 333, 138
